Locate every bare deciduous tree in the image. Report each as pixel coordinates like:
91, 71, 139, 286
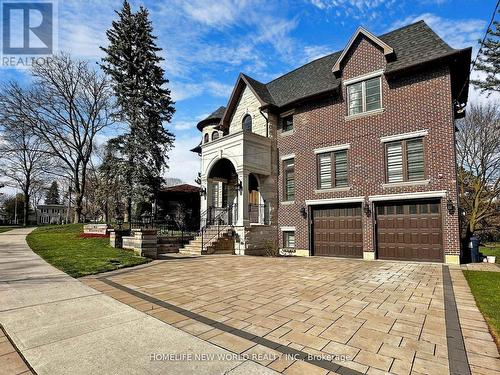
456, 102, 500, 239
0, 122, 47, 226
0, 53, 115, 223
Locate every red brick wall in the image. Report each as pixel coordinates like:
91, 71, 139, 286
276, 36, 461, 258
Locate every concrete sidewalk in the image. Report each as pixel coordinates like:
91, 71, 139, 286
0, 228, 276, 375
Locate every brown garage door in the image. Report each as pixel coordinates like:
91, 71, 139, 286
313, 205, 363, 258
376, 200, 443, 262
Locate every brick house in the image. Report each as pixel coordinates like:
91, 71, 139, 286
188, 21, 471, 264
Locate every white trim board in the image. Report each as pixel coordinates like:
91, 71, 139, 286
280, 153, 295, 161
380, 129, 428, 143
280, 226, 296, 232
343, 69, 385, 86
305, 196, 365, 206
314, 143, 350, 154
368, 190, 447, 202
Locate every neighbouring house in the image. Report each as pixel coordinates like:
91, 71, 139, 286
36, 204, 69, 225
0, 210, 7, 225
156, 184, 201, 231
188, 21, 471, 264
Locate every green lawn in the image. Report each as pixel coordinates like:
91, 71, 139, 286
0, 227, 16, 233
27, 224, 150, 278
463, 270, 500, 345
480, 242, 500, 263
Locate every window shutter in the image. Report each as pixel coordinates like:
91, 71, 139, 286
348, 82, 363, 115
334, 151, 348, 187
407, 138, 424, 181
318, 153, 332, 189
284, 159, 295, 201
386, 142, 403, 183
365, 77, 381, 111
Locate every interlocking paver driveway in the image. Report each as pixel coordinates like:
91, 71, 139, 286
83, 256, 500, 375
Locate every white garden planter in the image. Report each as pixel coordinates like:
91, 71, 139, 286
487, 256, 496, 263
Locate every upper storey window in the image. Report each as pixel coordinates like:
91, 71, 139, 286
212, 131, 219, 141
242, 114, 252, 132
204, 133, 209, 143
282, 115, 293, 132
347, 76, 381, 116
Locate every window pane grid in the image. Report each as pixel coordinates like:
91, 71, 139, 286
347, 77, 381, 116
284, 159, 295, 201
386, 138, 425, 183
317, 150, 348, 189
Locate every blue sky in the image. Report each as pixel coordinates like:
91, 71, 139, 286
0, 0, 497, 184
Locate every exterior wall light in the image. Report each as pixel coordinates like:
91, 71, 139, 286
447, 199, 455, 215
141, 211, 153, 228
300, 206, 307, 219
363, 201, 372, 217
235, 180, 243, 192
199, 187, 207, 197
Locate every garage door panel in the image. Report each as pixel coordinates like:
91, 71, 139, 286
313, 204, 363, 258
377, 200, 442, 262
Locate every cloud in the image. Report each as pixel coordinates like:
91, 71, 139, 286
164, 136, 201, 183
172, 121, 196, 131
170, 80, 233, 102
302, 45, 333, 63
391, 13, 485, 50
310, 0, 397, 20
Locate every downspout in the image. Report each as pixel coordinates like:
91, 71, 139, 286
259, 108, 269, 138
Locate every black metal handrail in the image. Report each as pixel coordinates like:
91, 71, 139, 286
201, 204, 237, 252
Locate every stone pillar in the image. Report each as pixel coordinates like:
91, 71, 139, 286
133, 229, 158, 259
109, 229, 130, 248
362, 199, 376, 260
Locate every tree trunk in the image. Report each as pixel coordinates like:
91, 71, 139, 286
23, 190, 29, 227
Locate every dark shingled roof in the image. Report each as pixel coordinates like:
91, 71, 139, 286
196, 106, 226, 130
265, 20, 465, 108
160, 184, 201, 193
198, 20, 471, 133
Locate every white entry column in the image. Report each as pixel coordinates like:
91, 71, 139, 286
236, 170, 249, 227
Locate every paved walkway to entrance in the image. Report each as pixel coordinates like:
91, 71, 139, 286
84, 256, 500, 375
0, 229, 276, 375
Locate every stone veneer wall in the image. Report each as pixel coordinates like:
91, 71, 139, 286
236, 225, 278, 256
228, 86, 267, 136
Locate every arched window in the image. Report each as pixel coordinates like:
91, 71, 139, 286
242, 114, 252, 132
204, 133, 209, 143
212, 131, 219, 141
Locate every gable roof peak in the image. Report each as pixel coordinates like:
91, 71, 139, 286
332, 26, 394, 73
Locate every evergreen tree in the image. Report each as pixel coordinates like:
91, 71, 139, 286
100, 1, 175, 220
45, 181, 60, 205
472, 9, 500, 94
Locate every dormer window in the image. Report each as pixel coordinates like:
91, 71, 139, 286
242, 114, 252, 132
212, 131, 219, 141
204, 133, 209, 143
345, 73, 382, 116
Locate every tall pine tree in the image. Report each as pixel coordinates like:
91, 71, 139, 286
100, 1, 174, 221
45, 181, 60, 205
472, 9, 500, 94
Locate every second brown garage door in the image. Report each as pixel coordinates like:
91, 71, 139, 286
376, 200, 443, 262
312, 204, 363, 258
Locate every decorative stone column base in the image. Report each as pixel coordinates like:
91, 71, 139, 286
363, 251, 375, 260
445, 255, 460, 265
109, 229, 130, 248
132, 229, 158, 259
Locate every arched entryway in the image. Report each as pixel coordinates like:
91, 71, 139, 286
207, 158, 238, 224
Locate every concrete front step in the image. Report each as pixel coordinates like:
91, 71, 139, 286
179, 228, 234, 255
